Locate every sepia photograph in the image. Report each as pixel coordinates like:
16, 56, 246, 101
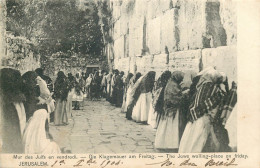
0, 0, 238, 154
1, 0, 260, 167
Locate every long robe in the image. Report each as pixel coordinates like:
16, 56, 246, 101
0, 68, 26, 153
112, 75, 124, 107
131, 71, 155, 122
54, 73, 69, 125
179, 82, 225, 153
23, 109, 61, 154
125, 73, 142, 119
154, 71, 184, 149
121, 73, 133, 113
148, 71, 171, 128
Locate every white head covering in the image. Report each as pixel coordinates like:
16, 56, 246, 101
36, 76, 50, 99
197, 66, 216, 76
23, 109, 60, 154
196, 67, 223, 90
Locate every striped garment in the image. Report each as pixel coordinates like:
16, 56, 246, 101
220, 85, 237, 121
189, 82, 225, 122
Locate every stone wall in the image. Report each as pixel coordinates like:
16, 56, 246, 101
0, 0, 6, 59
0, 1, 40, 74
108, 0, 237, 83
1, 33, 41, 74
43, 57, 94, 80
43, 55, 108, 81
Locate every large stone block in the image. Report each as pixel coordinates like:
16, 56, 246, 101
129, 12, 145, 30
147, 17, 161, 55
160, 8, 178, 53
147, 0, 161, 20
169, 49, 201, 72
142, 55, 153, 73
160, 0, 173, 12
202, 46, 237, 86
120, 15, 129, 36
152, 54, 169, 77
113, 20, 121, 40
128, 16, 145, 57
128, 27, 135, 58
177, 0, 206, 51
134, 0, 147, 18
120, 0, 135, 16
136, 56, 145, 74
113, 36, 124, 59
112, 3, 121, 21
129, 56, 136, 73
124, 34, 129, 58
220, 0, 237, 46
114, 58, 120, 70
118, 57, 130, 73
133, 25, 144, 56
153, 54, 168, 66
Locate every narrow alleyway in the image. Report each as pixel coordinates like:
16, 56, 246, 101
49, 99, 158, 153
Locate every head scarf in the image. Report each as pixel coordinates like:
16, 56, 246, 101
196, 68, 223, 90
171, 71, 185, 84
36, 76, 51, 99
22, 71, 41, 121
197, 66, 215, 76
35, 68, 44, 77
23, 109, 61, 154
57, 71, 66, 80
114, 69, 119, 75
22, 71, 39, 99
154, 71, 171, 90
0, 69, 25, 153
129, 72, 141, 86
181, 71, 197, 89
125, 73, 134, 86
54, 71, 69, 100
152, 71, 171, 117
162, 71, 184, 118
0, 68, 25, 102
139, 71, 156, 93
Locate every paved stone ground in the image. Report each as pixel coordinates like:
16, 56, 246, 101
49, 99, 159, 153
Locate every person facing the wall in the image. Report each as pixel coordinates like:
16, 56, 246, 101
0, 68, 26, 153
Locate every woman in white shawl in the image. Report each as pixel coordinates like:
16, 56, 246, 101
125, 73, 142, 119
132, 71, 156, 123
23, 109, 61, 154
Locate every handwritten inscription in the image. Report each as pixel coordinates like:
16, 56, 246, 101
146, 158, 175, 167
179, 159, 197, 166
146, 158, 237, 167
205, 158, 237, 167
14, 154, 240, 167
50, 158, 123, 168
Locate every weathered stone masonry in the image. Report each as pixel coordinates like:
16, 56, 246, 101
106, 0, 237, 84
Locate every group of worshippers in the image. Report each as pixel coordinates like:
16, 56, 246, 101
72, 70, 108, 102
105, 69, 125, 107
115, 67, 237, 153
0, 68, 61, 154
0, 67, 93, 154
